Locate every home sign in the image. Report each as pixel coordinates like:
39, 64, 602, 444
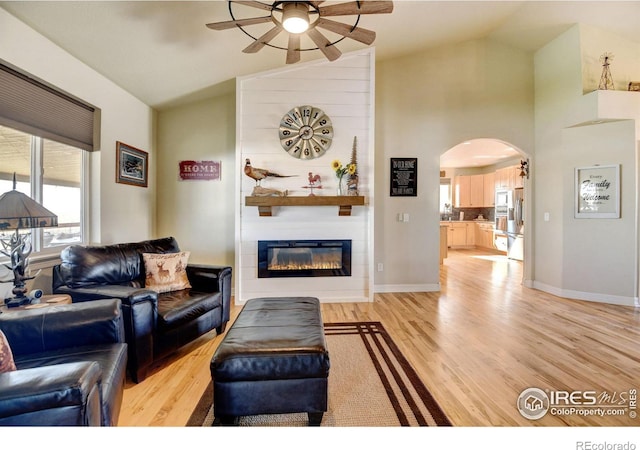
179, 160, 221, 181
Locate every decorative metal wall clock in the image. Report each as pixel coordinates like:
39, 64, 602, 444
279, 105, 333, 159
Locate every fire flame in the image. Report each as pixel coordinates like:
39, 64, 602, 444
269, 262, 341, 271
268, 248, 341, 271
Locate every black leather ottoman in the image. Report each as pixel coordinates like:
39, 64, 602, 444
210, 297, 330, 426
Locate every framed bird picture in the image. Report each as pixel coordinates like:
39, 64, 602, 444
116, 141, 148, 188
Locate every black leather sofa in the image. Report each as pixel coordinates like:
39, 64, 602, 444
0, 299, 127, 426
52, 236, 232, 383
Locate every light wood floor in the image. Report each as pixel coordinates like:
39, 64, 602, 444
118, 249, 640, 426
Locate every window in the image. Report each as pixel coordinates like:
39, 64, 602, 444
0, 125, 86, 254
0, 62, 97, 260
439, 178, 452, 214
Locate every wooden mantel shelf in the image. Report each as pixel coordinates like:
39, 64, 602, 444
245, 195, 365, 217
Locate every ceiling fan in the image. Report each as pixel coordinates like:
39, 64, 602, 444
206, 1, 394, 64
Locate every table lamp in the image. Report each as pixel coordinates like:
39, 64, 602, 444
0, 173, 58, 307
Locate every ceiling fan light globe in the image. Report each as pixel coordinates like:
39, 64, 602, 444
284, 17, 309, 33
282, 2, 309, 34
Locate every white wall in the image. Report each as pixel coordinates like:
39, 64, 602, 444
533, 26, 583, 290
562, 121, 637, 302
156, 92, 236, 267
236, 50, 375, 304
533, 24, 640, 306
0, 8, 156, 245
375, 38, 534, 291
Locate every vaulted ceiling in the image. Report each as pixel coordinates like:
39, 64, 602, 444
2, 1, 639, 167
2, 1, 639, 110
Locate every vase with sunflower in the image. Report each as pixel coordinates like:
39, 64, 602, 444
332, 159, 356, 196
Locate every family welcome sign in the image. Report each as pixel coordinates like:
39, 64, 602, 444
575, 165, 620, 218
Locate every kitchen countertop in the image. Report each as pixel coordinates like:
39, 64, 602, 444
440, 220, 492, 223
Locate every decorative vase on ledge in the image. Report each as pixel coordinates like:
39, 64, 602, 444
336, 175, 345, 196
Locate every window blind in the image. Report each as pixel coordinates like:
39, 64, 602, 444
0, 62, 99, 151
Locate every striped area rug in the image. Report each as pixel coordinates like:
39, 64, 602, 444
187, 321, 451, 427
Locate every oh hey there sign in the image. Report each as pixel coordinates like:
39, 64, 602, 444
179, 160, 221, 181
575, 164, 620, 218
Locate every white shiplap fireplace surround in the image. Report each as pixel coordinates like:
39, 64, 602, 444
235, 49, 375, 305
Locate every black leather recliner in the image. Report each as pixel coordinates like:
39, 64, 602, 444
51, 237, 232, 383
0, 299, 128, 426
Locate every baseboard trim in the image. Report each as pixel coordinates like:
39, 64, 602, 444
319, 296, 372, 303
533, 281, 639, 308
374, 283, 440, 293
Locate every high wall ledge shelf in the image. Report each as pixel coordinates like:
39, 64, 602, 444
245, 195, 366, 217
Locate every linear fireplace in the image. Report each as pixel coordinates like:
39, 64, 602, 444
258, 240, 352, 278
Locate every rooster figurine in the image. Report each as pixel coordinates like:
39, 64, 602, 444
305, 172, 322, 196
244, 159, 295, 185
308, 172, 321, 187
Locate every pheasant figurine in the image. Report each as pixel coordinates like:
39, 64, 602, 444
244, 159, 295, 185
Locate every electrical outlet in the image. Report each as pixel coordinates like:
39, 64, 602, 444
377, 263, 383, 272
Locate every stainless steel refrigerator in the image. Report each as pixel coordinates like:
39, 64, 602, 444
507, 188, 524, 261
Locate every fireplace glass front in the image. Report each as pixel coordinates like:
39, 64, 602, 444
258, 240, 352, 278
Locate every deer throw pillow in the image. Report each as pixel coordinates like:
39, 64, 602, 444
0, 330, 17, 373
142, 251, 192, 294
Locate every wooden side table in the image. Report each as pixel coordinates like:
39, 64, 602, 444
0, 294, 71, 313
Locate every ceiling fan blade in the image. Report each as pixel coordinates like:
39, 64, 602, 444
306, 28, 341, 61
318, 1, 394, 16
308, 1, 325, 8
231, 1, 274, 12
286, 34, 301, 64
315, 18, 376, 45
243, 25, 284, 53
206, 16, 272, 30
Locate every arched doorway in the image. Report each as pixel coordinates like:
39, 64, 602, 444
439, 138, 532, 285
